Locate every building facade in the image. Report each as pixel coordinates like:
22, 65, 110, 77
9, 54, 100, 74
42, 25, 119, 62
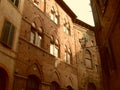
92, 0, 120, 90
0, 0, 102, 90
0, 0, 24, 90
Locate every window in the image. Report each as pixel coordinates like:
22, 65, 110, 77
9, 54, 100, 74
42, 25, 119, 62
63, 22, 70, 35
11, 0, 19, 7
37, 35, 42, 47
50, 7, 59, 24
50, 38, 59, 57
85, 50, 92, 68
54, 46, 59, 57
50, 43, 59, 57
1, 20, 15, 48
95, 65, 98, 72
30, 31, 35, 44
50, 43, 54, 55
30, 25, 43, 48
64, 46, 72, 64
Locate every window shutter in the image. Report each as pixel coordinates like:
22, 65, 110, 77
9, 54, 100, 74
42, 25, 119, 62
1, 21, 10, 44
8, 25, 15, 48
1, 21, 15, 48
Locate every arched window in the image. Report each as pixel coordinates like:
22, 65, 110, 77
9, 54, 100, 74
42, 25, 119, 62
50, 7, 59, 24
85, 49, 92, 68
63, 20, 71, 35
26, 75, 40, 90
64, 46, 72, 64
30, 23, 43, 48
50, 82, 60, 90
50, 37, 59, 57
0, 68, 8, 90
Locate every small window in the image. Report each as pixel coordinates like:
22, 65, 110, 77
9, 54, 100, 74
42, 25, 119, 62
50, 38, 59, 57
50, 7, 59, 24
54, 46, 58, 57
30, 31, 35, 44
1, 20, 15, 48
50, 13, 54, 21
63, 23, 70, 35
11, 0, 19, 7
85, 50, 92, 68
50, 44, 59, 57
54, 16, 58, 24
50, 43, 54, 55
37, 35, 42, 47
64, 47, 72, 64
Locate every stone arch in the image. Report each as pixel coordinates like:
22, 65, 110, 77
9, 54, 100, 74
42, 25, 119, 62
50, 70, 61, 85
0, 67, 9, 90
67, 86, 73, 90
31, 14, 45, 31
50, 81, 60, 90
26, 61, 44, 81
87, 83, 97, 90
65, 76, 73, 89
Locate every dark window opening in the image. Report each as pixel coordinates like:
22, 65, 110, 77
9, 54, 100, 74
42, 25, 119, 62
11, 0, 19, 7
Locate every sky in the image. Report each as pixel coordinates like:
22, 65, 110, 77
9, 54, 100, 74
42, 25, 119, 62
63, 0, 95, 26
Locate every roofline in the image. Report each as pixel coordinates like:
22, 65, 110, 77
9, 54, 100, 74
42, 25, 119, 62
55, 0, 77, 21
75, 19, 95, 30
55, 0, 95, 31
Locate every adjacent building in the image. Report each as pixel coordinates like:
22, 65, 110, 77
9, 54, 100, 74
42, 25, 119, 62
0, 0, 102, 90
92, 0, 120, 90
0, 0, 24, 90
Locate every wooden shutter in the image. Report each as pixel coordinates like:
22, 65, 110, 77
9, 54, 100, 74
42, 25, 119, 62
1, 20, 15, 48
8, 25, 15, 48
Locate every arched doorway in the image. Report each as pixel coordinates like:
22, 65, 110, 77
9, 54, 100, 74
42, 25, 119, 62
50, 81, 60, 90
26, 75, 40, 90
0, 68, 8, 90
67, 86, 73, 90
87, 83, 97, 90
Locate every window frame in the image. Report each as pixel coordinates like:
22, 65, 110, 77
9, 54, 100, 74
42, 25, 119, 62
30, 30, 36, 44
64, 47, 72, 64
50, 38, 59, 58
50, 43, 59, 58
37, 34, 42, 47
85, 50, 93, 69
50, 7, 59, 24
1, 20, 15, 48
63, 23, 71, 35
